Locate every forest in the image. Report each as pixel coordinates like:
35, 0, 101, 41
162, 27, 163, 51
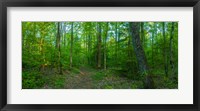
22, 22, 178, 89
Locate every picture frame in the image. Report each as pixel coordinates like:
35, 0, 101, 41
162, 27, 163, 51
0, 0, 199, 111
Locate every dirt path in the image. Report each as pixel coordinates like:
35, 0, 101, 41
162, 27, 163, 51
64, 67, 96, 89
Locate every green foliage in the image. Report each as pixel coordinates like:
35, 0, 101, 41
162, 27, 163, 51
22, 22, 178, 89
45, 75, 66, 88
92, 71, 106, 81
22, 70, 45, 89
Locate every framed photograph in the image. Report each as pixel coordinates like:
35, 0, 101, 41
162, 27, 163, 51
0, 0, 199, 111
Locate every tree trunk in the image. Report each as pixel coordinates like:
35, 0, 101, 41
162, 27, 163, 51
97, 23, 101, 69
170, 22, 175, 75
151, 23, 155, 68
56, 22, 62, 74
88, 23, 92, 65
104, 23, 109, 70
140, 22, 144, 47
128, 30, 135, 78
162, 22, 168, 77
70, 22, 73, 70
115, 22, 118, 65
97, 23, 102, 69
64, 23, 66, 47
130, 22, 154, 89
130, 22, 148, 73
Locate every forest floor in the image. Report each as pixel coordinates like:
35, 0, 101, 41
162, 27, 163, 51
64, 67, 95, 89
63, 66, 143, 89
40, 66, 144, 89
22, 66, 178, 89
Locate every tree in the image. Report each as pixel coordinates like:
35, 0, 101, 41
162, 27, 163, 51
70, 22, 73, 70
130, 22, 154, 88
151, 23, 156, 68
115, 22, 118, 65
97, 23, 102, 69
162, 22, 168, 77
56, 22, 62, 74
104, 23, 109, 70
169, 22, 175, 75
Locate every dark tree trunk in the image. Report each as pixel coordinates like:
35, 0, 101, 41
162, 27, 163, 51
130, 22, 148, 73
140, 22, 145, 47
97, 23, 102, 69
152, 23, 155, 68
115, 22, 118, 65
162, 22, 168, 77
70, 22, 73, 70
127, 30, 135, 78
170, 22, 175, 75
64, 23, 66, 47
130, 22, 154, 89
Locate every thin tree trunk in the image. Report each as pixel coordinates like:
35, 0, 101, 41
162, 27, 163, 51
56, 22, 62, 74
151, 23, 155, 68
64, 23, 66, 47
97, 23, 102, 69
104, 23, 109, 70
170, 22, 175, 75
88, 23, 92, 65
70, 22, 73, 70
115, 22, 118, 66
163, 22, 168, 77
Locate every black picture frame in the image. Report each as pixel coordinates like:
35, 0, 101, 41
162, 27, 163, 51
0, 0, 199, 111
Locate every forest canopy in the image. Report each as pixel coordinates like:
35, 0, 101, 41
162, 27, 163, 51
22, 22, 178, 89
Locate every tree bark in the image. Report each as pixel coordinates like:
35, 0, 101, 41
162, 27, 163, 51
140, 22, 145, 47
115, 22, 118, 65
130, 22, 148, 73
169, 22, 175, 75
152, 23, 155, 68
104, 23, 109, 70
130, 22, 154, 88
70, 22, 73, 70
56, 22, 62, 74
63, 23, 66, 47
162, 22, 168, 77
97, 23, 102, 69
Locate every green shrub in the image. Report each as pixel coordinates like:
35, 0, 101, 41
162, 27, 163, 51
22, 70, 45, 89
92, 72, 106, 81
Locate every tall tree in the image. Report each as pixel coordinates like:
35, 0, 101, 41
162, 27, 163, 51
88, 23, 92, 65
70, 22, 73, 70
115, 22, 118, 65
97, 23, 102, 69
151, 23, 155, 67
104, 23, 109, 70
162, 22, 168, 77
130, 22, 154, 88
56, 22, 62, 74
169, 22, 175, 75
